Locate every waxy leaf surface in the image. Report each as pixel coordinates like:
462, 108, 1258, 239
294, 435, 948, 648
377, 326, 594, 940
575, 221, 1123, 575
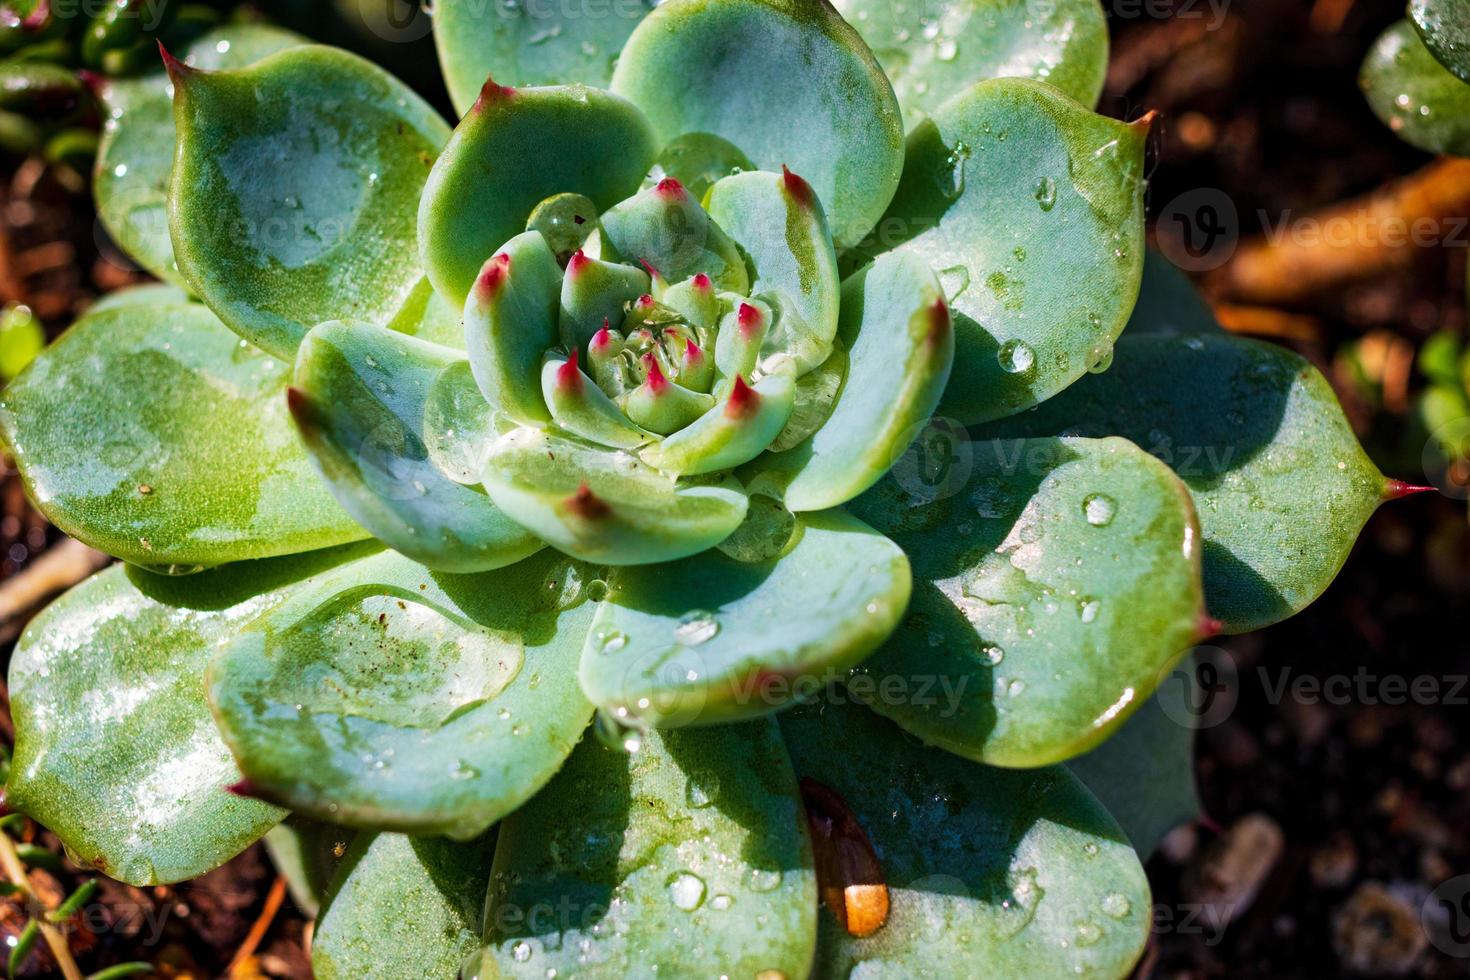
1361, 20, 1470, 156
579, 508, 910, 727
314, 831, 494, 980
94, 24, 306, 284
474, 720, 816, 978
292, 319, 542, 572
611, 0, 905, 249
848, 436, 1206, 767
859, 78, 1146, 424
209, 550, 597, 839
5, 550, 374, 884
780, 697, 1150, 978
832, 0, 1109, 124
975, 333, 1389, 633
0, 301, 365, 567
169, 45, 450, 358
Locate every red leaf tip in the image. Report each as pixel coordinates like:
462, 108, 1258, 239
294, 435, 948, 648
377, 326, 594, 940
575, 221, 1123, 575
726, 375, 760, 418
927, 297, 950, 341
567, 249, 589, 276
643, 354, 669, 393
556, 349, 583, 391
781, 164, 814, 206
225, 778, 260, 798
692, 272, 712, 291
1382, 479, 1435, 501
635, 293, 655, 310
737, 302, 763, 338
1197, 613, 1224, 639
640, 259, 663, 282
158, 41, 191, 83
473, 74, 516, 109
1131, 108, 1160, 133
567, 482, 611, 520
475, 252, 511, 297
683, 338, 704, 363
655, 177, 685, 197
591, 320, 613, 351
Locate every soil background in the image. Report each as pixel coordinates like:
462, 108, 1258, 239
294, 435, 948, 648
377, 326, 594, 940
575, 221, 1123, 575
1, 0, 1468, 977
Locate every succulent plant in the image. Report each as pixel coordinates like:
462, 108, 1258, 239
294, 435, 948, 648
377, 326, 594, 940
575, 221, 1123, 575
0, 1, 1410, 976
0, 0, 230, 176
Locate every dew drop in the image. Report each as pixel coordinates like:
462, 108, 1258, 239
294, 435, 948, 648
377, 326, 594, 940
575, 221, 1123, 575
1101, 892, 1131, 918
595, 628, 627, 653
512, 940, 533, 963
747, 868, 783, 893
1082, 493, 1116, 527
1034, 176, 1058, 211
668, 872, 707, 911
935, 37, 958, 61
674, 610, 720, 646
996, 339, 1036, 375
983, 644, 1005, 666
1079, 599, 1100, 624
450, 760, 480, 780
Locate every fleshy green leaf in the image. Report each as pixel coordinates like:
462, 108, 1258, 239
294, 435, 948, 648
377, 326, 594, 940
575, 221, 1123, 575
94, 24, 306, 284
463, 230, 563, 424
705, 169, 841, 373
610, 0, 905, 249
291, 319, 543, 572
600, 178, 749, 293
481, 426, 750, 565
1412, 0, 1470, 81
418, 83, 656, 306
208, 550, 598, 839
832, 0, 1109, 124
0, 301, 367, 568
974, 333, 1391, 633
432, 0, 652, 113
314, 831, 494, 980
263, 818, 353, 918
780, 697, 1150, 978
168, 45, 451, 359
858, 78, 1147, 425
768, 251, 953, 512
387, 276, 467, 350
470, 721, 816, 979
1361, 19, 1470, 155
578, 508, 910, 727
1067, 657, 1201, 858
847, 436, 1207, 767
5, 549, 373, 885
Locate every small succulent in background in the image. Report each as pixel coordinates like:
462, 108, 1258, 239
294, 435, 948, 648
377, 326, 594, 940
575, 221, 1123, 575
0, 0, 229, 185
0, 0, 1415, 976
1361, 0, 1470, 512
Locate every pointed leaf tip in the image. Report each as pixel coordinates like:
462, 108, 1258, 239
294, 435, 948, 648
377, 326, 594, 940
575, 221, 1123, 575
567, 249, 589, 276
475, 252, 511, 297
781, 164, 814, 207
684, 338, 704, 362
726, 374, 760, 418
284, 385, 313, 423
693, 273, 712, 291
640, 259, 663, 282
556, 349, 584, 391
655, 177, 685, 197
1382, 478, 1435, 501
473, 74, 516, 110
737, 302, 763, 336
567, 482, 611, 520
1131, 108, 1160, 133
643, 355, 669, 393
157, 41, 190, 83
225, 778, 260, 799
1197, 613, 1224, 639
592, 320, 614, 350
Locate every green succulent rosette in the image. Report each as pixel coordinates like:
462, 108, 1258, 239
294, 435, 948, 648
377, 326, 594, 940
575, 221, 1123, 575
0, 1, 1400, 976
